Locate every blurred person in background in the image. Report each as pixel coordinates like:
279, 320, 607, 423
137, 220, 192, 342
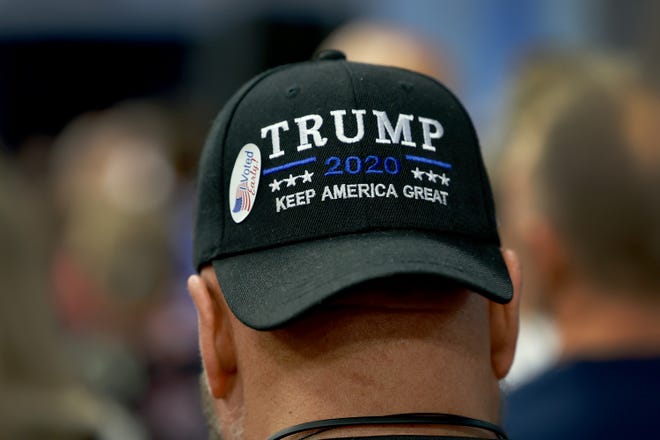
502, 59, 660, 439
318, 20, 454, 86
0, 150, 146, 439
493, 53, 636, 387
49, 101, 205, 439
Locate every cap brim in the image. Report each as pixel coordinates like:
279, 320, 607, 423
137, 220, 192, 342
212, 230, 513, 330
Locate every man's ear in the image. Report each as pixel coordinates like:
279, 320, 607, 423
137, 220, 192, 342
489, 249, 522, 379
188, 270, 237, 398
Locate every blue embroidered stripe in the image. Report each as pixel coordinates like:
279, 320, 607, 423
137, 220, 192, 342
405, 154, 452, 169
263, 157, 318, 176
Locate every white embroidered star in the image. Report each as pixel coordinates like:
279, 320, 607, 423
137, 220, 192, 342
426, 169, 439, 183
269, 179, 282, 192
301, 169, 314, 183
411, 167, 425, 180
439, 173, 451, 186
285, 174, 297, 187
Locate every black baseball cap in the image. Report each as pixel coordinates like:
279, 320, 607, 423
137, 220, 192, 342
193, 50, 512, 330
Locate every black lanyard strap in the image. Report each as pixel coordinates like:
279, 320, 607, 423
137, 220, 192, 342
267, 412, 509, 440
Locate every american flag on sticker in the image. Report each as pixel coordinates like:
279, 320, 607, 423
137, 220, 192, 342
229, 143, 261, 224
232, 183, 252, 213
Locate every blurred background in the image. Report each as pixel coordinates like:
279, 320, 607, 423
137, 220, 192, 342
1, 1, 658, 439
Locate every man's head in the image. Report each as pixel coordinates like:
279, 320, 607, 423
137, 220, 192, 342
534, 79, 660, 297
190, 51, 520, 439
494, 52, 639, 312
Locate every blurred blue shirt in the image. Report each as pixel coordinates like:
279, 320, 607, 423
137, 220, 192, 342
504, 357, 660, 439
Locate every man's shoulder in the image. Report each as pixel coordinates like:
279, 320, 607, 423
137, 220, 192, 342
508, 356, 660, 403
325, 436, 492, 439
505, 357, 660, 439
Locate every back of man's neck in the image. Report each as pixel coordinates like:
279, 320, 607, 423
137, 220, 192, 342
242, 345, 499, 439
234, 298, 502, 440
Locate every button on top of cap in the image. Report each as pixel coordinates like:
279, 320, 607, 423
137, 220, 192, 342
314, 49, 346, 61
